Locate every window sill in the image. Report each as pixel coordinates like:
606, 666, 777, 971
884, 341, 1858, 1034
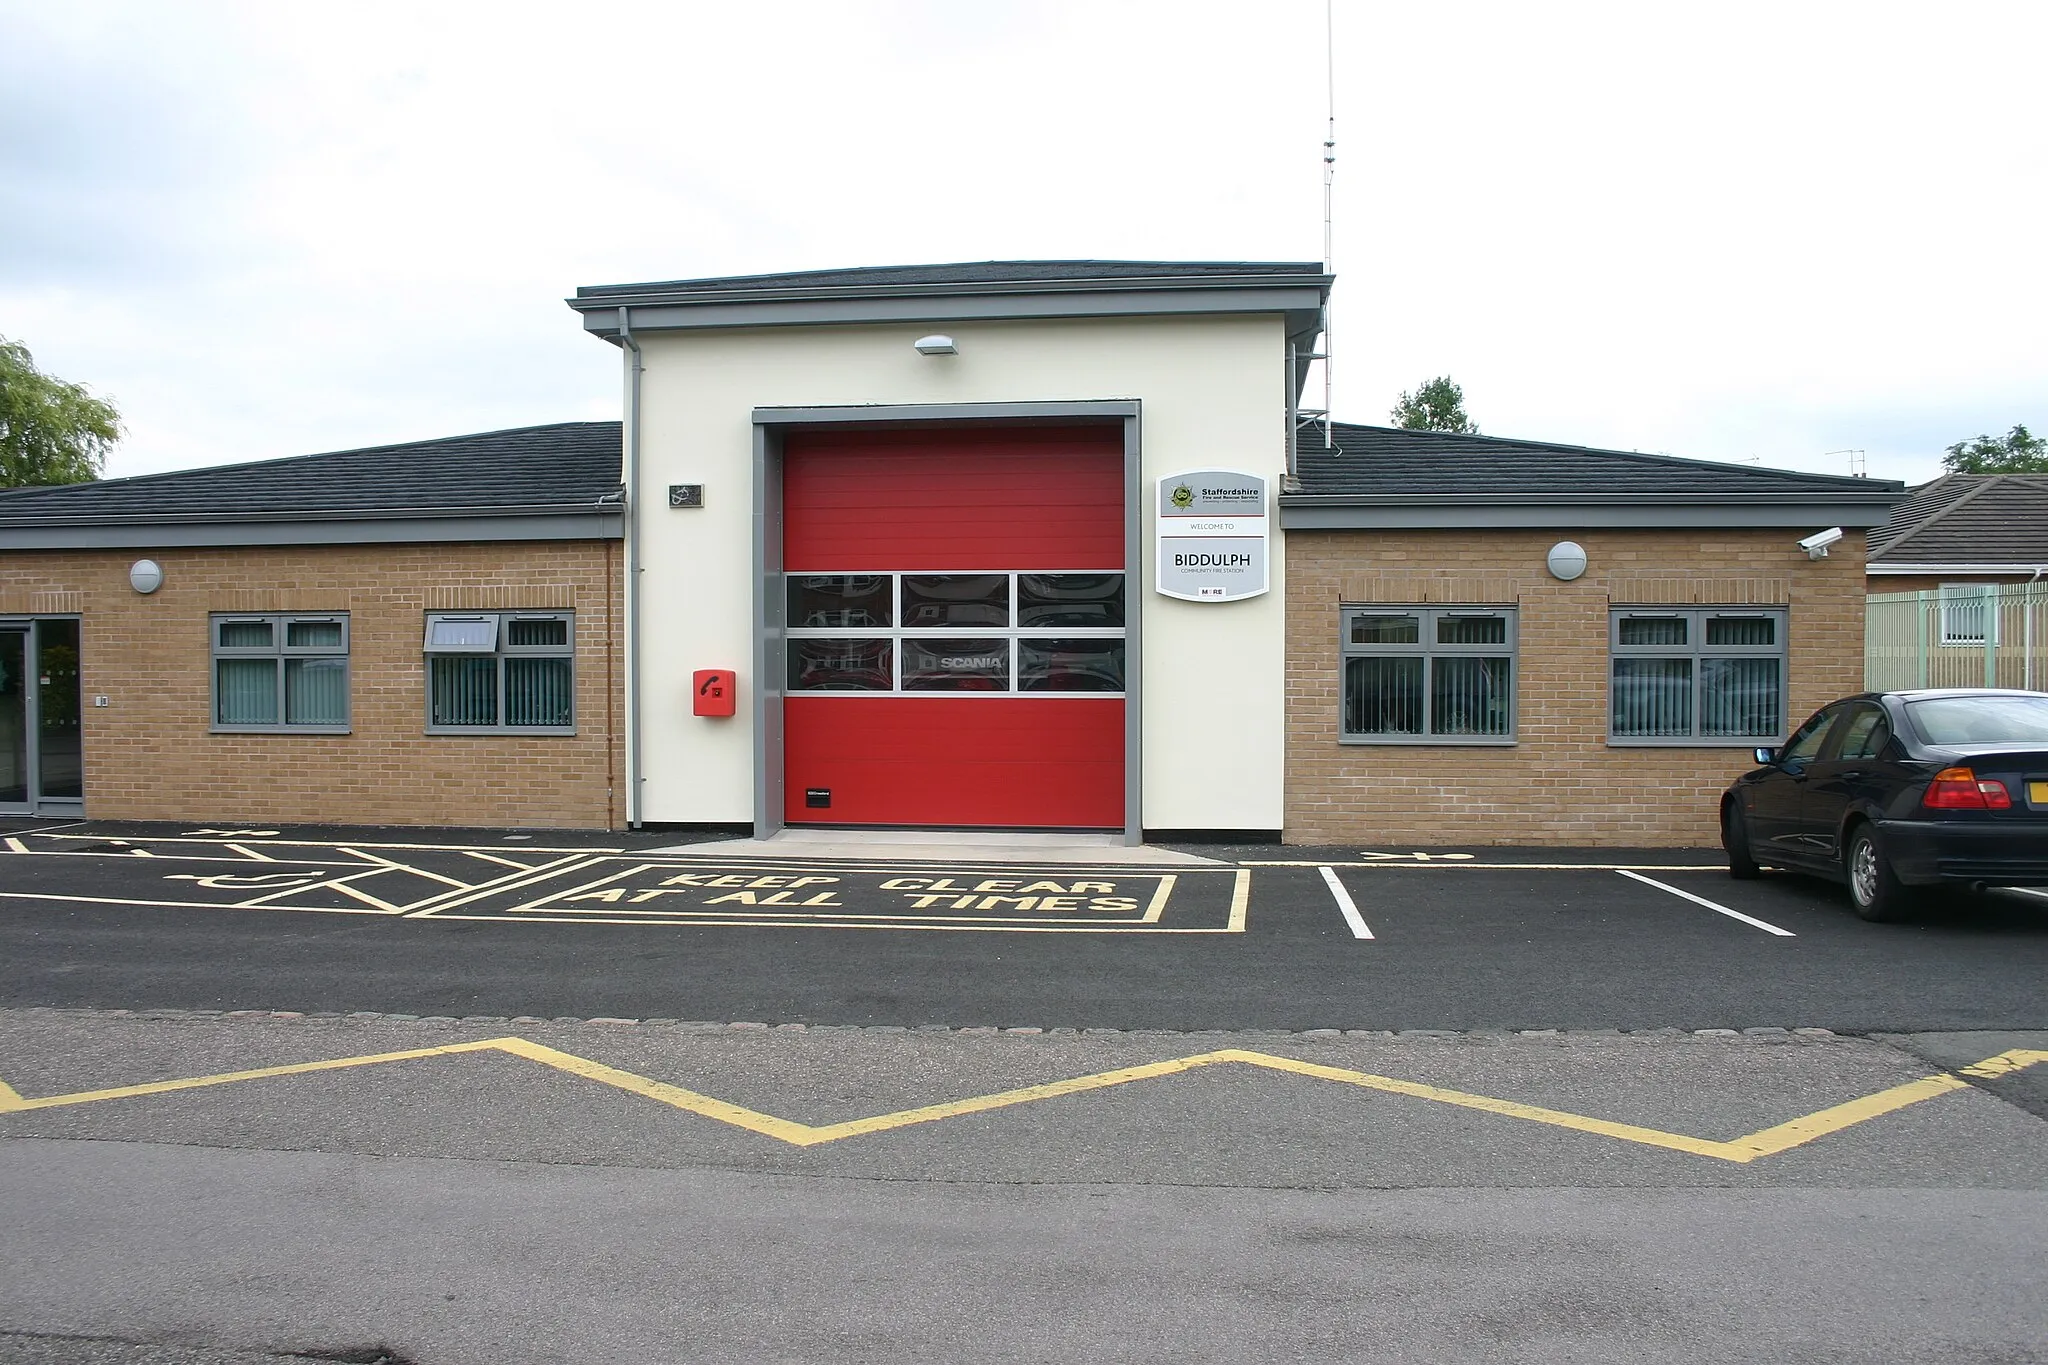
1606, 736, 1785, 748
424, 726, 579, 737
1340, 736, 1517, 747
210, 726, 352, 736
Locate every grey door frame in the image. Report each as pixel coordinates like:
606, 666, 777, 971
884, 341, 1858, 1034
0, 616, 85, 818
752, 401, 1143, 845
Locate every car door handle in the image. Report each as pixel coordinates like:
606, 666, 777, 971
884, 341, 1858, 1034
1838, 770, 1867, 780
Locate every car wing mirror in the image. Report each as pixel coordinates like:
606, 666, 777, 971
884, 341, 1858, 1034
1754, 746, 1778, 765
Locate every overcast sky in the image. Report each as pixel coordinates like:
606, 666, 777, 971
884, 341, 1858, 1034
3, 0, 2042, 487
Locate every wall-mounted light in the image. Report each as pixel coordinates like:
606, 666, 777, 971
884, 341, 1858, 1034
913, 334, 958, 356
1546, 541, 1588, 581
129, 559, 164, 594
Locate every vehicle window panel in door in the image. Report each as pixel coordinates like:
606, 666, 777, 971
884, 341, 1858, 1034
1019, 638, 1124, 692
788, 638, 893, 691
901, 575, 1009, 628
901, 638, 1010, 691
1018, 574, 1124, 629
1834, 708, 1891, 762
788, 575, 892, 629
1780, 708, 1840, 765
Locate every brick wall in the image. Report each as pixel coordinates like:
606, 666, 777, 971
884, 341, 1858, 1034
1284, 528, 1869, 847
0, 541, 622, 829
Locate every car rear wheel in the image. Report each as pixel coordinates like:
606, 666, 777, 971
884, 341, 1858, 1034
1722, 801, 1761, 880
1845, 824, 1913, 922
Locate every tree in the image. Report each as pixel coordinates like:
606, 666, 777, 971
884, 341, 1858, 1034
0, 337, 122, 488
1389, 375, 1477, 434
1942, 424, 2047, 474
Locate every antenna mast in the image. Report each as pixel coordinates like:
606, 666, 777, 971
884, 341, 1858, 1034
1288, 1, 1336, 489
1321, 0, 1335, 441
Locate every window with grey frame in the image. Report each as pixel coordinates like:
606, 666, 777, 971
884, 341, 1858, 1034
424, 612, 575, 733
1609, 607, 1786, 743
1938, 583, 1998, 646
1340, 606, 1516, 743
784, 573, 1126, 694
211, 614, 350, 732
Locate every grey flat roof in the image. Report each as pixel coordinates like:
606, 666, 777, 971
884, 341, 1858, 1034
1282, 424, 1903, 531
569, 259, 1332, 347
576, 259, 1329, 297
0, 422, 624, 549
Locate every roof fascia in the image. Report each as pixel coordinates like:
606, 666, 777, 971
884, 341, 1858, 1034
576, 282, 1329, 342
752, 399, 1140, 428
1867, 562, 2048, 574
0, 511, 623, 550
1281, 497, 1895, 531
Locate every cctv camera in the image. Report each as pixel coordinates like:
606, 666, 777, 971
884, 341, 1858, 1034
1797, 526, 1845, 558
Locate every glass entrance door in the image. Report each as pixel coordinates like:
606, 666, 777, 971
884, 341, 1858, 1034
0, 620, 84, 815
0, 629, 27, 809
35, 619, 82, 804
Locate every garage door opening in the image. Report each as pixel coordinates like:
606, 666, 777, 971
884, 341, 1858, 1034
778, 423, 1127, 830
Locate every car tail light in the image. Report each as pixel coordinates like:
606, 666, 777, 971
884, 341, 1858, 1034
1924, 767, 2013, 810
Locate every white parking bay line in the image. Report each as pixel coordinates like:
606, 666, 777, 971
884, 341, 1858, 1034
1319, 866, 1374, 940
1616, 869, 1796, 937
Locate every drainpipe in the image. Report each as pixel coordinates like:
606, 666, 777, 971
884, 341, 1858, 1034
619, 307, 644, 828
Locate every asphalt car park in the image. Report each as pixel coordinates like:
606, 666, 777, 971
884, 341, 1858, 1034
0, 820, 2044, 1033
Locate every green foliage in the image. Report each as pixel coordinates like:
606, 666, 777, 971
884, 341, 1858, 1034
1389, 375, 1477, 434
1942, 424, 2047, 474
0, 337, 122, 488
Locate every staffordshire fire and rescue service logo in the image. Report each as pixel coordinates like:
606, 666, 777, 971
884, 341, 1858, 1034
1169, 483, 1195, 509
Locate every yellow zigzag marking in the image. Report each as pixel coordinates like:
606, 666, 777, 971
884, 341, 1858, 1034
3, 1040, 2037, 1164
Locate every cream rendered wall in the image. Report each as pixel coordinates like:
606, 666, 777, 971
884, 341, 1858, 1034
633, 313, 1290, 831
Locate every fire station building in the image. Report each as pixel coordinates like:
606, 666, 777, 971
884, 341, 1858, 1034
0, 260, 1901, 845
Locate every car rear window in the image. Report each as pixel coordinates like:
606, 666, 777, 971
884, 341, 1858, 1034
1905, 695, 2048, 744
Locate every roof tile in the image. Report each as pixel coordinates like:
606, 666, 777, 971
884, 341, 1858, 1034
0, 422, 622, 527
1290, 424, 1898, 499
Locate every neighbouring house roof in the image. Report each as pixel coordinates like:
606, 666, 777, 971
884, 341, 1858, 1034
0, 422, 624, 550
1866, 473, 2048, 571
1282, 424, 1903, 531
569, 259, 1333, 350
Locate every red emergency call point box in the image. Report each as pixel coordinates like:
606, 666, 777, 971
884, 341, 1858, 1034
692, 669, 736, 717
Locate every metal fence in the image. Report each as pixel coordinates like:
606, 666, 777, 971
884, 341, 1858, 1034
1866, 584, 2048, 691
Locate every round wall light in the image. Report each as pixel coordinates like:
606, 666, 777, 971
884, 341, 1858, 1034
129, 559, 164, 594
1545, 541, 1588, 582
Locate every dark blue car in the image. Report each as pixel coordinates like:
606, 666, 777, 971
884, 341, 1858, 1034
1721, 689, 2048, 920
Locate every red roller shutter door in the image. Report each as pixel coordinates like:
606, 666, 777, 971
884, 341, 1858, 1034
782, 425, 1125, 828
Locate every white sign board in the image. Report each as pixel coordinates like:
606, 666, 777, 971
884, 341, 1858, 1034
1155, 469, 1269, 602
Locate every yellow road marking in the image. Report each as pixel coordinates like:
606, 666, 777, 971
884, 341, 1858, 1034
340, 847, 474, 890
1959, 1048, 2048, 1079
4, 838, 29, 854
460, 850, 548, 872
430, 913, 1245, 932
0, 891, 391, 915
321, 877, 405, 914
1226, 868, 1249, 932
1237, 861, 1721, 871
0, 1040, 503, 1111
404, 855, 612, 917
224, 843, 278, 862
1728, 1073, 1971, 1159
1140, 874, 1175, 923
37, 834, 627, 854
2, 1038, 2031, 1162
